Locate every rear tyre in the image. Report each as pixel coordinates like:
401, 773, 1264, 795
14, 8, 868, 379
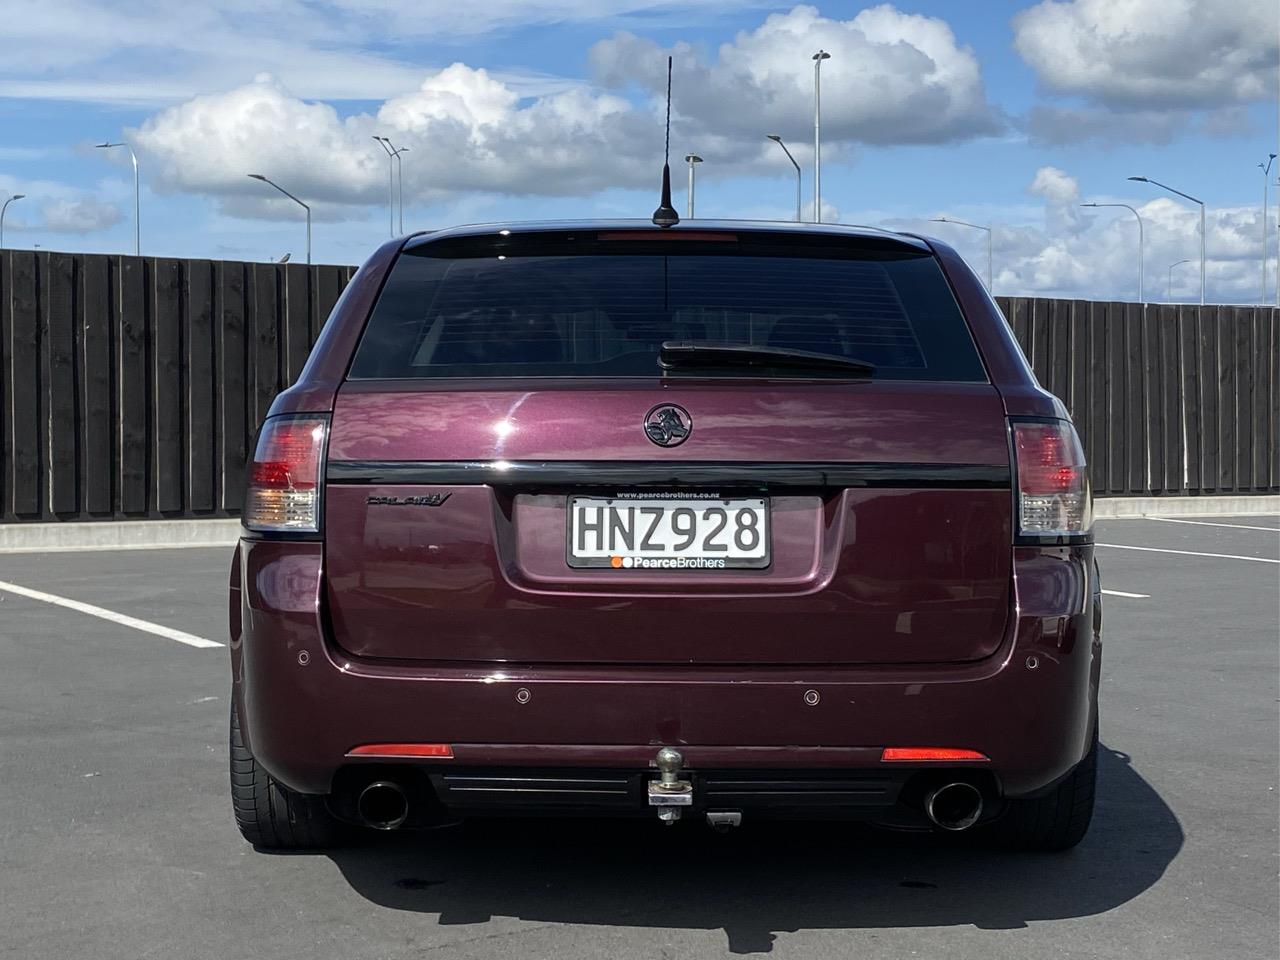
229, 703, 344, 850
986, 732, 1097, 852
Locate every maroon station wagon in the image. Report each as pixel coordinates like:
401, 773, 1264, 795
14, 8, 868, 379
229, 220, 1101, 852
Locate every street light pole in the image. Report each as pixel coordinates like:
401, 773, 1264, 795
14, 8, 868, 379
683, 155, 702, 218
394, 147, 409, 234
766, 135, 801, 222
1081, 202, 1145, 302
1260, 155, 1276, 303
1168, 259, 1191, 301
95, 141, 139, 255
931, 216, 993, 292
1, 193, 25, 248
248, 174, 311, 265
1129, 176, 1205, 305
373, 136, 406, 238
812, 50, 830, 223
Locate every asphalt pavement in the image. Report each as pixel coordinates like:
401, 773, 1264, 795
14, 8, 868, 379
1, 516, 1277, 959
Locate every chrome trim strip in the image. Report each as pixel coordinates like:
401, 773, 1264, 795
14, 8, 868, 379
326, 460, 1010, 489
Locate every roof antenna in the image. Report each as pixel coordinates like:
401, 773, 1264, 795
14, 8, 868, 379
651, 56, 680, 228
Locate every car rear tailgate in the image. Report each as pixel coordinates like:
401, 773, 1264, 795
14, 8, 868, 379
323, 380, 1013, 665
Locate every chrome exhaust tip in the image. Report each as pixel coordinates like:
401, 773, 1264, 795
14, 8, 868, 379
357, 780, 409, 831
924, 781, 984, 832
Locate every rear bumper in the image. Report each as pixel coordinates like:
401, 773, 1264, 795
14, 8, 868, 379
329, 765, 1000, 827
230, 539, 1100, 802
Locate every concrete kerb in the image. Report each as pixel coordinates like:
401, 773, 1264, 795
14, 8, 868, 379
1093, 495, 1279, 519
0, 519, 242, 553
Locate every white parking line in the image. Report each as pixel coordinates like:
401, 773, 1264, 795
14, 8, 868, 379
1096, 544, 1280, 564
1101, 588, 1150, 598
0, 579, 222, 649
1144, 517, 1280, 533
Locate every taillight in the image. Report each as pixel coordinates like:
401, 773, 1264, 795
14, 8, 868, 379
244, 415, 328, 533
1011, 419, 1091, 538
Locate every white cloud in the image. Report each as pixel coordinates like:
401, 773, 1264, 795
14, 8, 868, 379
0, 146, 65, 162
0, 1, 417, 104
909, 166, 1275, 304
0, 174, 126, 235
40, 197, 124, 233
130, 70, 653, 213
1025, 105, 1191, 146
133, 77, 382, 204
591, 5, 1000, 149
0, 0, 761, 105
1014, 0, 1277, 108
325, 0, 768, 36
126, 6, 1000, 215
1028, 165, 1088, 236
1013, 0, 1278, 143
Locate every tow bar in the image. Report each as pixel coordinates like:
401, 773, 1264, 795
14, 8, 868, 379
647, 747, 693, 824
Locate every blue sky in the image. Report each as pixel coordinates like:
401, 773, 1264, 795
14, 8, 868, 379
1, 0, 1277, 302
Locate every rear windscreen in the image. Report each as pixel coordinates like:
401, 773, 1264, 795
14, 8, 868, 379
348, 234, 987, 381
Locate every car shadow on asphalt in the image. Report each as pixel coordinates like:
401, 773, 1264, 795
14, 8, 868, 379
318, 746, 1181, 954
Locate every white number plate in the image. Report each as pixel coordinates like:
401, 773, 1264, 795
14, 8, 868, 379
567, 497, 770, 570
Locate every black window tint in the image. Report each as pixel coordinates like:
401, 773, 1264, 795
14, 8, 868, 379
349, 238, 986, 381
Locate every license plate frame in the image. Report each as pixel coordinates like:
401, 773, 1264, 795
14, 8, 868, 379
565, 495, 771, 570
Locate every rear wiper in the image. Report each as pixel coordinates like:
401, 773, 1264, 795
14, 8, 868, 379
658, 341, 875, 375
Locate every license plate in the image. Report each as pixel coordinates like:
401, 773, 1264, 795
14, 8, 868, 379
567, 496, 770, 570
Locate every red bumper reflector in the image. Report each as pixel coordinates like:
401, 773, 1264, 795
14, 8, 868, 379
346, 743, 454, 759
881, 747, 989, 762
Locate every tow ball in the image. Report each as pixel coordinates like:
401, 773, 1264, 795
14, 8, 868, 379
647, 747, 693, 824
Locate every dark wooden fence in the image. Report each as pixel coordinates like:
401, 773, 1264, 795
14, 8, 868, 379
1, 251, 355, 522
996, 297, 1277, 499
0, 250, 1275, 522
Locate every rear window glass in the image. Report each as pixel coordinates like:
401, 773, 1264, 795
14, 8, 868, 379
349, 233, 986, 381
